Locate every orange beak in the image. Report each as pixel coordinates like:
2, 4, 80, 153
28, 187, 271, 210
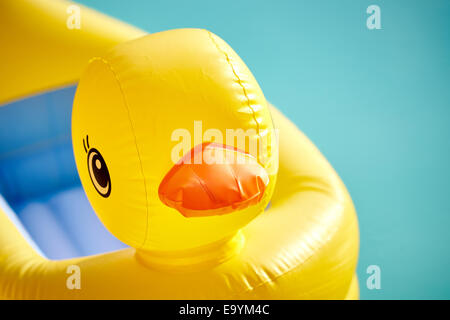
158, 143, 269, 217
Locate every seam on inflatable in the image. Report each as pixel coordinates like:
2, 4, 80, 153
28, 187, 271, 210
233, 244, 321, 297
89, 57, 150, 249
189, 167, 217, 203
206, 31, 263, 145
234, 239, 333, 297
233, 200, 351, 297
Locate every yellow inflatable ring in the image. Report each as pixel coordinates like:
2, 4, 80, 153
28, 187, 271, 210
0, 0, 359, 299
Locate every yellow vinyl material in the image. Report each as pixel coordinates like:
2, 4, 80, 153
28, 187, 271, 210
72, 29, 278, 252
0, 101, 359, 298
0, 0, 145, 105
0, 0, 359, 300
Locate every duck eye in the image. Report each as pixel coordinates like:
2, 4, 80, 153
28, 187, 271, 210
87, 147, 111, 198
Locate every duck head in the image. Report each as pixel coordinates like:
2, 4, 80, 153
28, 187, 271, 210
72, 29, 278, 253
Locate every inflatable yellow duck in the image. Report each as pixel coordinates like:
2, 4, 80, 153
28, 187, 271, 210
0, 0, 359, 299
72, 29, 279, 255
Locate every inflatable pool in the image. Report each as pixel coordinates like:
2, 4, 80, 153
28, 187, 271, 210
0, 0, 359, 299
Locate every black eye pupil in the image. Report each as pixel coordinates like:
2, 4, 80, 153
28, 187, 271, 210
87, 148, 111, 197
92, 154, 108, 187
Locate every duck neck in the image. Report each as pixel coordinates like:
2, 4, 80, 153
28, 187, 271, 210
135, 231, 245, 272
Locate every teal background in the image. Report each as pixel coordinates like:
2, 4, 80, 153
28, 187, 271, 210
76, 0, 450, 299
